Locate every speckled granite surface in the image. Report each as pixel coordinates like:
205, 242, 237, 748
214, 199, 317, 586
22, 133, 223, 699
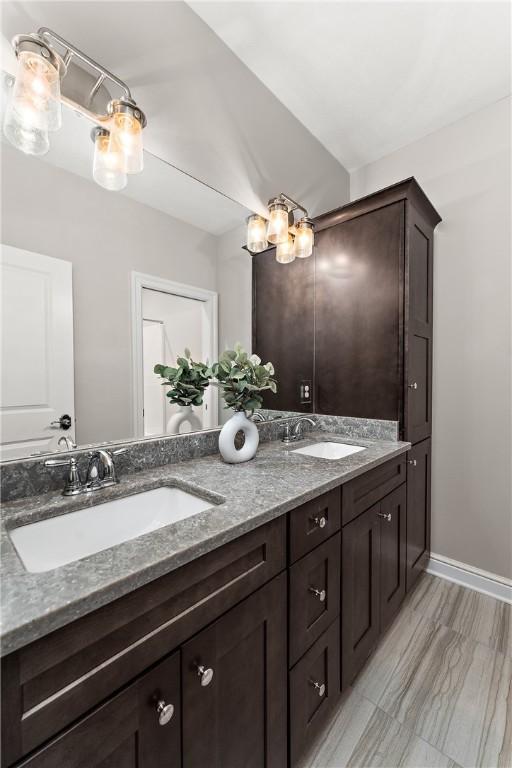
1, 431, 408, 656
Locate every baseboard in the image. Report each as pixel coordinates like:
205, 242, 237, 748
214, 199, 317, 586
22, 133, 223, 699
427, 553, 512, 605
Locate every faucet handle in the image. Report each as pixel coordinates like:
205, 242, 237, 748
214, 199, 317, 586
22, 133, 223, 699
45, 457, 84, 496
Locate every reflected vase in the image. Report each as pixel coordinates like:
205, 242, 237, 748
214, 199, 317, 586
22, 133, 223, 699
218, 411, 259, 464
167, 405, 202, 435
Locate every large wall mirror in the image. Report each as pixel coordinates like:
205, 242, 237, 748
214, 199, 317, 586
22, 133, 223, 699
0, 88, 290, 461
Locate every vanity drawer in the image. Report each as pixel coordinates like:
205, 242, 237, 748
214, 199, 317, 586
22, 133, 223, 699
288, 487, 341, 563
1, 517, 286, 766
289, 619, 340, 767
289, 533, 341, 666
342, 455, 406, 526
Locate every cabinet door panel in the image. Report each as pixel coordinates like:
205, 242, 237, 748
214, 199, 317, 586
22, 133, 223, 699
380, 484, 407, 631
315, 202, 404, 420
341, 505, 380, 689
406, 438, 432, 591
182, 573, 287, 768
18, 652, 181, 768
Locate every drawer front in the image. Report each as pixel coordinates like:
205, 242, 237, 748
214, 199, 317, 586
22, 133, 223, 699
289, 533, 341, 666
342, 456, 406, 526
289, 619, 340, 767
289, 488, 341, 563
2, 517, 286, 766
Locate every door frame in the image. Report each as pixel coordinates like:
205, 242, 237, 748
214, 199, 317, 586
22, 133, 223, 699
131, 271, 218, 438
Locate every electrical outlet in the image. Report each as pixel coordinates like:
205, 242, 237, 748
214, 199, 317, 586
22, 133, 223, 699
300, 380, 312, 404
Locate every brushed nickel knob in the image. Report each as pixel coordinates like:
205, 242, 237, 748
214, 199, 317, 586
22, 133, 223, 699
378, 512, 392, 522
196, 663, 214, 687
408, 382, 418, 390
156, 700, 174, 725
309, 586, 326, 602
309, 679, 326, 697
311, 515, 327, 529
408, 459, 417, 467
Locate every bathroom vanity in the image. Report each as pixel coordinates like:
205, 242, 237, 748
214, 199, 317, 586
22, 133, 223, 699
1, 433, 418, 768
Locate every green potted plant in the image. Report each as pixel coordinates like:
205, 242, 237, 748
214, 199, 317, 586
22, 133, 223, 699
154, 349, 210, 434
210, 343, 277, 463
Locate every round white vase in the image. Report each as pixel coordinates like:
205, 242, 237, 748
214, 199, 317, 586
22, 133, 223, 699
167, 405, 202, 435
218, 411, 259, 464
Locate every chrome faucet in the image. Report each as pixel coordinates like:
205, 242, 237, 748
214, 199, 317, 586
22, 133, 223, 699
58, 435, 77, 450
45, 447, 127, 496
251, 412, 266, 423
282, 417, 316, 444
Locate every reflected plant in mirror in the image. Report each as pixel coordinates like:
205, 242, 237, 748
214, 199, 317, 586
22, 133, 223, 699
154, 350, 210, 435
212, 344, 277, 464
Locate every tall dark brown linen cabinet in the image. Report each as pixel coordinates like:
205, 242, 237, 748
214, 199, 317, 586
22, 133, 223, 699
253, 178, 441, 591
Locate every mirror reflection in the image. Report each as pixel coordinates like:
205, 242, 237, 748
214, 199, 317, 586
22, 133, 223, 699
0, 98, 270, 460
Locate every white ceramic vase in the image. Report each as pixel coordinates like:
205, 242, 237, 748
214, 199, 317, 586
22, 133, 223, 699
218, 411, 259, 464
167, 405, 202, 435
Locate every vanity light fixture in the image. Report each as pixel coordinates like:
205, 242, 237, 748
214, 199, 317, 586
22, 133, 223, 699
3, 28, 147, 191
244, 193, 315, 264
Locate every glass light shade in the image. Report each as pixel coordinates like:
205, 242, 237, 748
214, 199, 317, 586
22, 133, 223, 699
93, 130, 127, 191
276, 234, 295, 264
266, 201, 289, 245
246, 214, 267, 253
3, 49, 61, 155
109, 110, 144, 174
293, 220, 314, 258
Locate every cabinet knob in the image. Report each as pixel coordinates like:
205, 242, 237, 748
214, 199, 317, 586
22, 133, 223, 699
195, 663, 214, 687
378, 512, 392, 522
309, 679, 326, 697
155, 699, 174, 725
408, 459, 417, 467
311, 515, 327, 529
309, 586, 326, 602
408, 382, 418, 390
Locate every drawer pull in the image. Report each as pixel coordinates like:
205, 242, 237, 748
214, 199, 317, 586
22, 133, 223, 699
195, 663, 214, 687
309, 679, 326, 697
378, 512, 392, 522
309, 586, 326, 602
311, 515, 327, 529
156, 699, 174, 725
408, 459, 417, 467
408, 381, 418, 390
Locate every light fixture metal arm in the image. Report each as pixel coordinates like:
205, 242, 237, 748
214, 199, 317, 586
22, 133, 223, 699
278, 193, 309, 218
37, 27, 133, 101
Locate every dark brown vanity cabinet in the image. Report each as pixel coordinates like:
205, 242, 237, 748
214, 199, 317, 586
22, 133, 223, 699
406, 438, 432, 591
341, 467, 407, 690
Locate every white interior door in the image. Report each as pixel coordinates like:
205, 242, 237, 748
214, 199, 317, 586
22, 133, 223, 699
0, 245, 75, 460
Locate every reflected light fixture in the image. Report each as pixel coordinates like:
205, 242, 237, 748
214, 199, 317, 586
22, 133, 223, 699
244, 193, 314, 265
246, 214, 268, 253
3, 27, 147, 191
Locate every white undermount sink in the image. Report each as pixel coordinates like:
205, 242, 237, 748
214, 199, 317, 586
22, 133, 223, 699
292, 441, 366, 460
9, 486, 214, 573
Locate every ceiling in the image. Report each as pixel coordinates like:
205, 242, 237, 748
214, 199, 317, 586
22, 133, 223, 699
190, 1, 511, 170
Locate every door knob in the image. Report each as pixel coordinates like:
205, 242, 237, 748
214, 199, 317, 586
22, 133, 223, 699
408, 382, 418, 390
50, 413, 72, 430
195, 663, 214, 687
378, 512, 392, 522
309, 586, 326, 602
155, 699, 174, 725
408, 459, 417, 467
311, 515, 327, 529
309, 679, 326, 697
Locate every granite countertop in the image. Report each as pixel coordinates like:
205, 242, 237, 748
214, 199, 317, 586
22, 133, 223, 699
0, 432, 409, 655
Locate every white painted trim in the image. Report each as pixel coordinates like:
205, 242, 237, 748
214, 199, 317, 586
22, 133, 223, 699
130, 272, 218, 438
427, 552, 512, 605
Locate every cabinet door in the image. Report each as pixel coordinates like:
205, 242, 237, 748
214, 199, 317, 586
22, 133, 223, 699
252, 248, 314, 412
379, 484, 407, 631
404, 204, 434, 442
18, 652, 181, 768
341, 505, 380, 689
182, 573, 287, 768
406, 438, 432, 591
315, 202, 404, 420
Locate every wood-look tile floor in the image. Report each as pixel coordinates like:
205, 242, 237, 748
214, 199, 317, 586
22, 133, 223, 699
301, 574, 512, 768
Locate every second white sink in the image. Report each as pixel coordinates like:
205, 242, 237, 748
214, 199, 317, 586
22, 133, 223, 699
9, 486, 214, 573
292, 441, 366, 460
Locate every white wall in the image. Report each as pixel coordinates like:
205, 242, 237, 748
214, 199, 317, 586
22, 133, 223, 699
351, 98, 512, 580
1, 146, 218, 446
